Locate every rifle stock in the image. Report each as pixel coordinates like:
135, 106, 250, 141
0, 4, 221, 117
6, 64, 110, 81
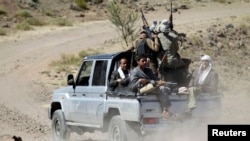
157, 52, 168, 73
130, 50, 134, 71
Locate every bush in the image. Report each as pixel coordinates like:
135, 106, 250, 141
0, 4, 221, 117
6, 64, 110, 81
32, 0, 39, 3
0, 8, 6, 15
106, 0, 138, 46
49, 50, 101, 73
50, 54, 80, 73
78, 49, 100, 58
0, 28, 7, 36
41, 9, 55, 17
15, 10, 33, 19
53, 18, 73, 26
75, 0, 88, 9
26, 18, 46, 26
211, 0, 227, 3
16, 22, 34, 30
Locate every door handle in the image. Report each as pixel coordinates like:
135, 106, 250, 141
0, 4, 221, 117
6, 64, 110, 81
82, 94, 86, 96
100, 94, 103, 97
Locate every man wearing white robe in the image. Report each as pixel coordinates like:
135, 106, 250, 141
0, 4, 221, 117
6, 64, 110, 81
186, 54, 219, 113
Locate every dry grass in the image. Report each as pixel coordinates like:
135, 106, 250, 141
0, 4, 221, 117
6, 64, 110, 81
46, 49, 101, 86
0, 28, 7, 36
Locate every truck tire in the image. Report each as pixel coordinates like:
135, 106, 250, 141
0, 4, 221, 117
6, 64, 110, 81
108, 115, 140, 141
52, 110, 70, 141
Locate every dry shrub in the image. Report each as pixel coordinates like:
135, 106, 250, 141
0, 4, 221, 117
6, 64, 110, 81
0, 8, 7, 15
15, 10, 32, 19
75, 0, 88, 9
0, 28, 7, 36
25, 17, 46, 26
15, 22, 34, 30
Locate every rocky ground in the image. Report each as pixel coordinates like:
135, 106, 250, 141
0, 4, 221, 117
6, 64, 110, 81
0, 1, 250, 141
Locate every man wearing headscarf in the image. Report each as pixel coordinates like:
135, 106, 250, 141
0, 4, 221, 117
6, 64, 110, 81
157, 19, 185, 69
184, 54, 219, 114
156, 19, 188, 83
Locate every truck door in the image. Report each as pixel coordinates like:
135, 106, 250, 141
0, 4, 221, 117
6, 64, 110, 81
85, 60, 108, 125
70, 60, 94, 123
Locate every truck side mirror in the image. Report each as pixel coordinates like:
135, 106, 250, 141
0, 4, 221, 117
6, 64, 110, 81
67, 74, 75, 89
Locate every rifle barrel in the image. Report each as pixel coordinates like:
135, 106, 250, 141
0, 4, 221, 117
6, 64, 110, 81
140, 9, 152, 38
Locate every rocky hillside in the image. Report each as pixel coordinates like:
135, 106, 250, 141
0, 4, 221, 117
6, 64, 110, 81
2, 0, 247, 35
0, 0, 109, 35
1, 0, 249, 106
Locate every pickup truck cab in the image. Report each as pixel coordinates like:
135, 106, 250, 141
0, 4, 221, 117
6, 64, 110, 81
48, 51, 222, 141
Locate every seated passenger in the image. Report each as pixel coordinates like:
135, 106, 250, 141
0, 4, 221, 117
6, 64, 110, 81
109, 58, 130, 91
130, 54, 172, 119
180, 54, 219, 115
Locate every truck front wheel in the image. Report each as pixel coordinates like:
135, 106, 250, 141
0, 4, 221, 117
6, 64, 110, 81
52, 110, 70, 141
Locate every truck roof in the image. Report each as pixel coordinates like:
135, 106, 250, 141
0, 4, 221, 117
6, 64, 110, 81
85, 51, 123, 60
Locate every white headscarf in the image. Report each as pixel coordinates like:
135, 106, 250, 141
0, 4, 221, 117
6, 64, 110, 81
198, 55, 212, 84
118, 67, 125, 79
149, 21, 157, 31
118, 67, 130, 79
201, 54, 212, 61
157, 19, 171, 33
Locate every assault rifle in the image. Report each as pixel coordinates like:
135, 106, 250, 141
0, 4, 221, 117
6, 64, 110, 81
140, 8, 152, 38
168, 0, 185, 47
157, 51, 168, 74
169, 0, 174, 30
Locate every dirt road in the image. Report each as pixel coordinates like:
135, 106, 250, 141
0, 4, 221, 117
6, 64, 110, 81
0, 2, 250, 141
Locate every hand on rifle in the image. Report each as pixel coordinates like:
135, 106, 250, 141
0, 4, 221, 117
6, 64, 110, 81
156, 80, 166, 87
139, 78, 148, 85
151, 32, 158, 39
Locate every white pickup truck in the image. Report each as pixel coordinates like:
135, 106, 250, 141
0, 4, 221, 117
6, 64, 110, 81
48, 51, 222, 141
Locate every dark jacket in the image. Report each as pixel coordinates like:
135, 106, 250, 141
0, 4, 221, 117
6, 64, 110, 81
130, 66, 159, 92
109, 70, 130, 91
189, 68, 219, 93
